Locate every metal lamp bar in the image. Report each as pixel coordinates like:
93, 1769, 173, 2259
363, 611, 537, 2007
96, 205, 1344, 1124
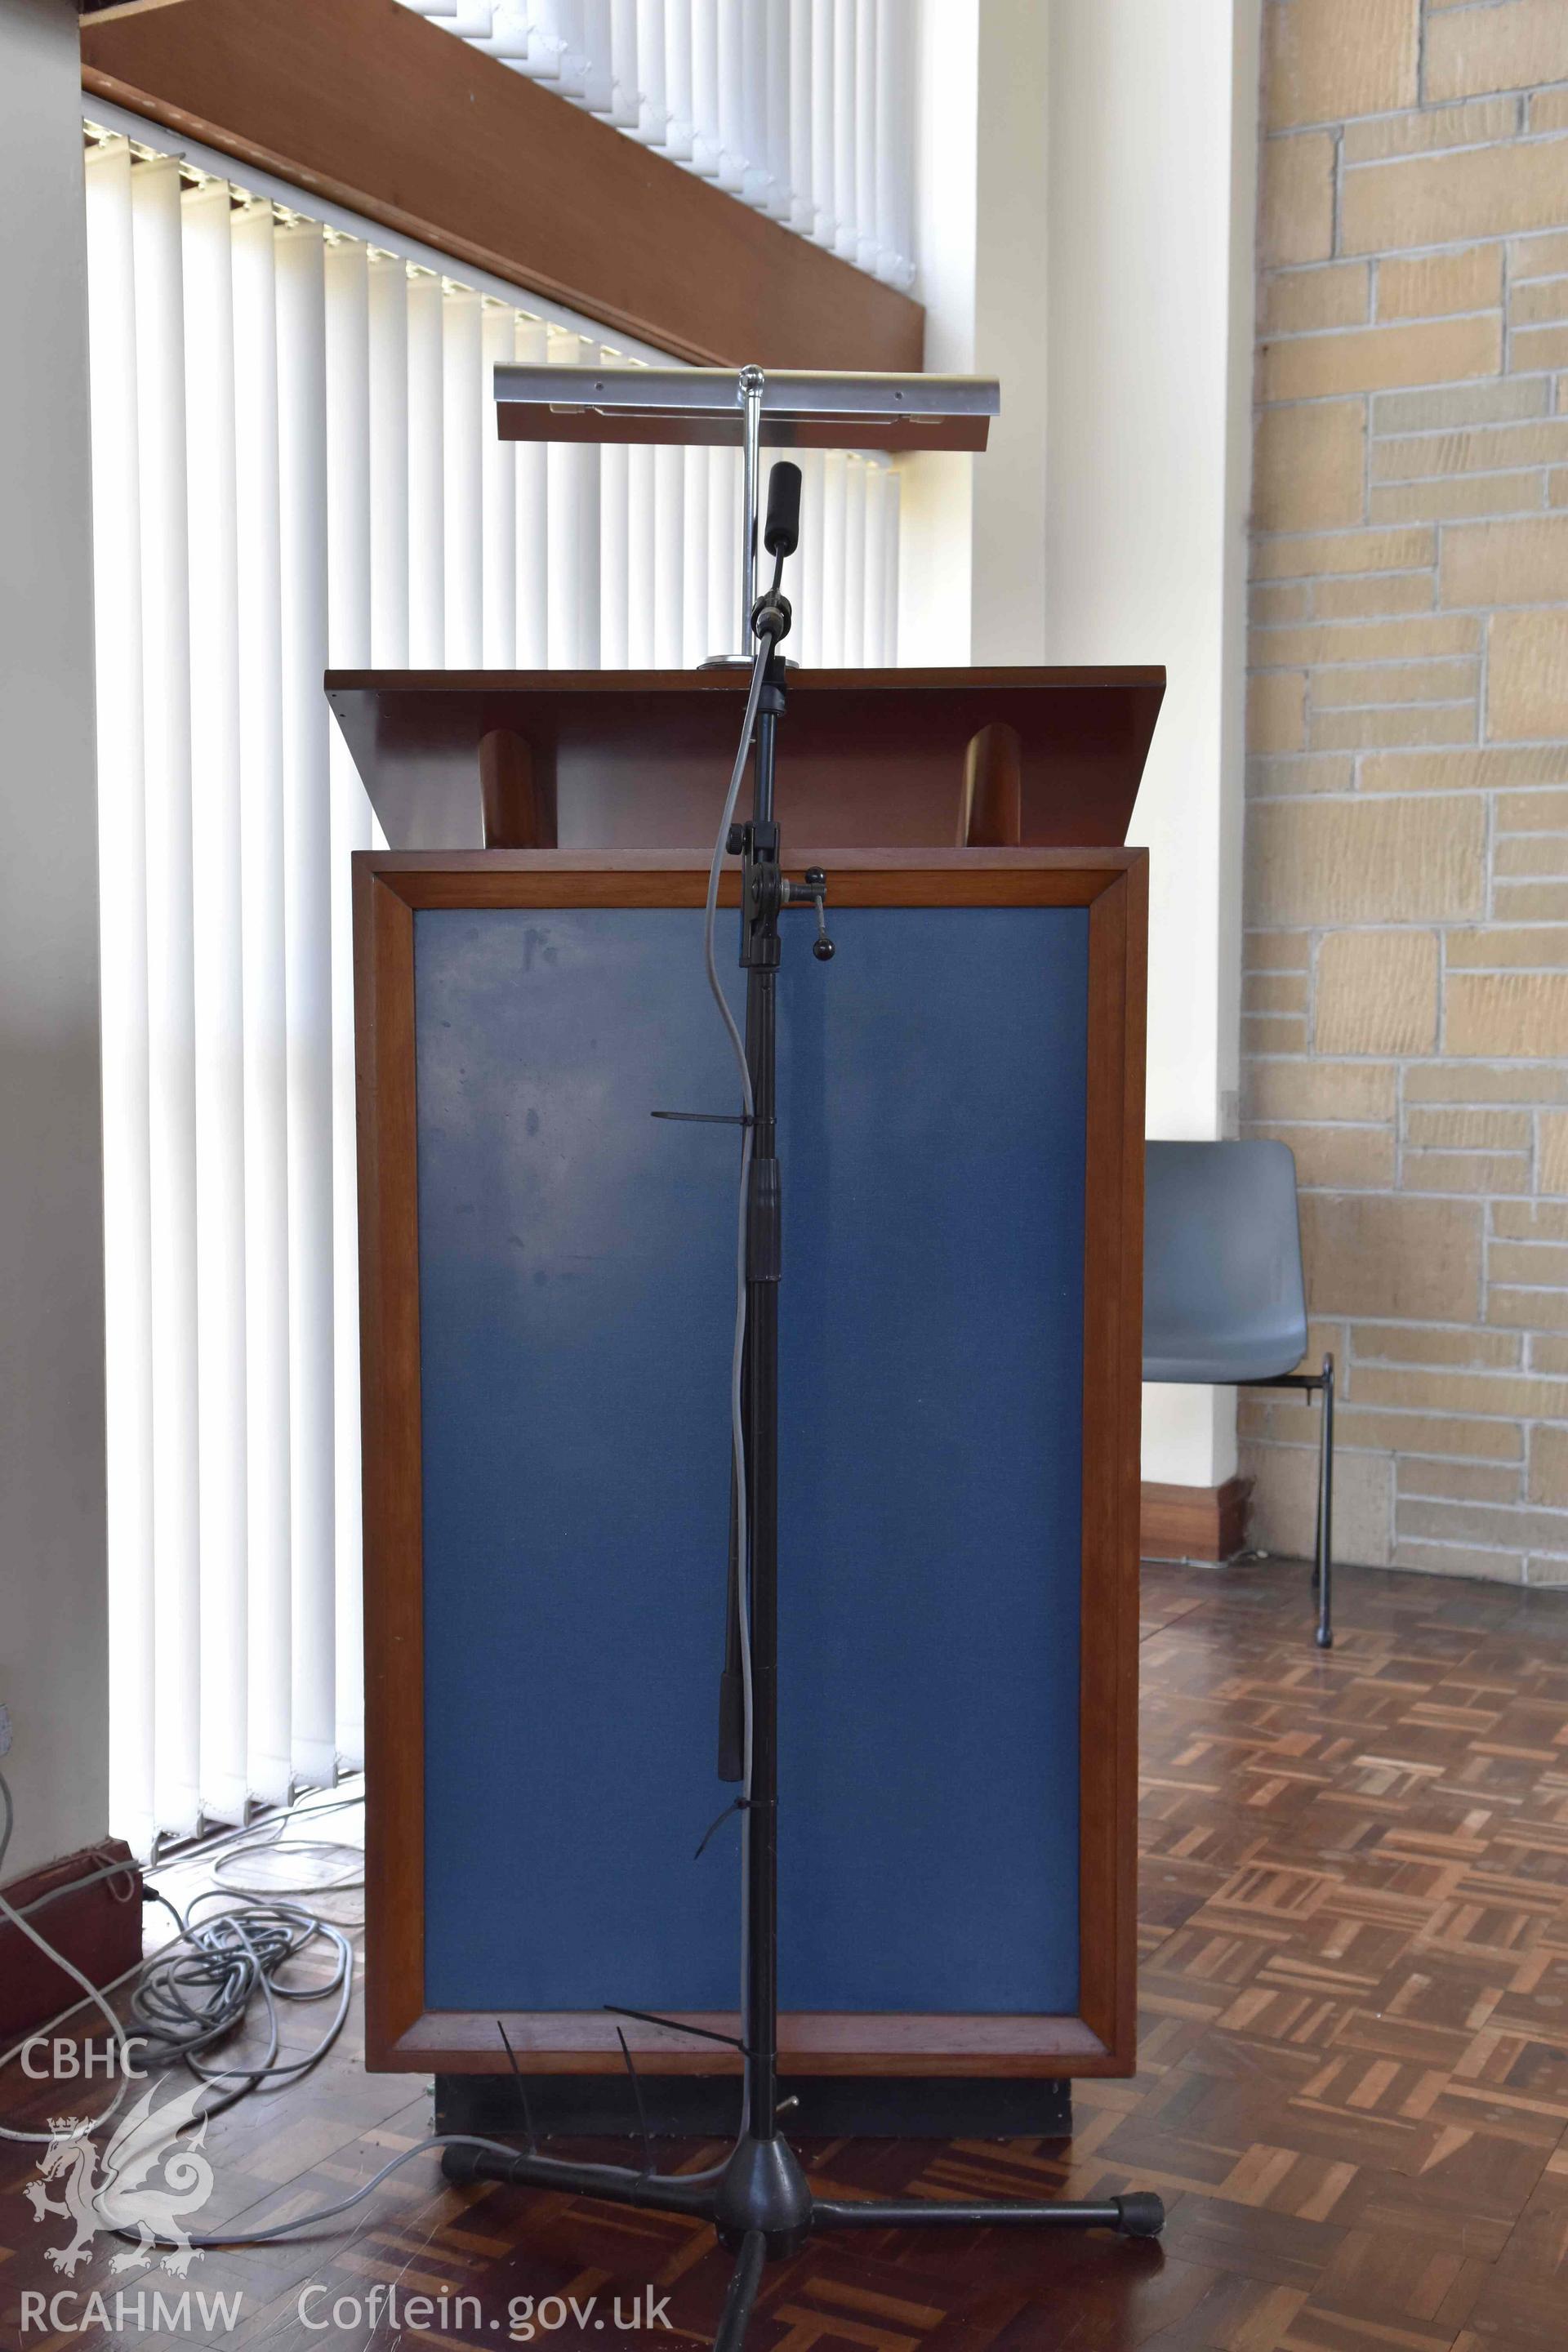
492, 365, 999, 452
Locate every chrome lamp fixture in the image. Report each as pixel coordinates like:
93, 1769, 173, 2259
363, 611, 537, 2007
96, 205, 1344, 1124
492, 362, 999, 663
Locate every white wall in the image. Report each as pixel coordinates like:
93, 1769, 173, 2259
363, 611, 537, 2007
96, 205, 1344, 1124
1044, 0, 1258, 1489
905, 0, 1258, 1490
900, 0, 1049, 666
0, 0, 109, 1877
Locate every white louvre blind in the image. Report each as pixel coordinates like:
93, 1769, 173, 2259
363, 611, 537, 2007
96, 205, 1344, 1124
85, 123, 900, 1855
397, 0, 917, 290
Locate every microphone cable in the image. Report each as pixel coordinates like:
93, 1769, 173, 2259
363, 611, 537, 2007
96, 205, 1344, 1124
702, 631, 771, 1822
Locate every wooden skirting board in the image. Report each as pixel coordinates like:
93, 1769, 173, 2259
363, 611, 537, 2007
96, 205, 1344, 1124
1140, 1475, 1253, 1565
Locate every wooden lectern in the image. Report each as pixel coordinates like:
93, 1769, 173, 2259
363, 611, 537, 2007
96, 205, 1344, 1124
341, 663, 1161, 2140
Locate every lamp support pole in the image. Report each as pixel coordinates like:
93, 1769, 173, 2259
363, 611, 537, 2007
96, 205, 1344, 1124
737, 364, 765, 660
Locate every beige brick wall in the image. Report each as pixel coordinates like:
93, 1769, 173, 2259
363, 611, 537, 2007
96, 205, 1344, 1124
1246, 0, 1568, 1584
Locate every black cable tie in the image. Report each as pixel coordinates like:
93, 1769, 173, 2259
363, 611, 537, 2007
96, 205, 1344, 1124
496, 2018, 537, 2151
693, 1795, 749, 1860
615, 2029, 654, 2179
602, 2003, 746, 2053
650, 1109, 755, 1127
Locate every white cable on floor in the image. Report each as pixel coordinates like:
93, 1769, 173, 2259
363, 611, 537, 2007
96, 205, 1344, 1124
1, 1770, 733, 2254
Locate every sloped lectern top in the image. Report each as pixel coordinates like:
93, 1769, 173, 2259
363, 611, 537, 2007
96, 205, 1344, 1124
326, 665, 1165, 854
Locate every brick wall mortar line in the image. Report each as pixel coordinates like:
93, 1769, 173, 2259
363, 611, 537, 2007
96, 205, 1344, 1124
1255, 528, 1438, 550
1268, 302, 1506, 341
1350, 1314, 1538, 1336
1262, 388, 1505, 412
1296, 678, 1486, 704
1374, 461, 1563, 492
1298, 130, 1526, 163
1494, 724, 1504, 926
1341, 226, 1568, 261
1332, 122, 1343, 262
1254, 653, 1487, 675
1242, 786, 1532, 804
1342, 118, 1568, 172
1392, 597, 1568, 618
1254, 1047, 1566, 1076
1370, 409, 1560, 444
1245, 1182, 1543, 1202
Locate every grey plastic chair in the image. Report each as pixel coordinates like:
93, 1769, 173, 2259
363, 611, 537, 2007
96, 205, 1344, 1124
1143, 1140, 1334, 1647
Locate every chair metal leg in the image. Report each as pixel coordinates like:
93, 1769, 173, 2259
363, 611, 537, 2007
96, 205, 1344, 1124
1248, 1360, 1335, 1647
1313, 1353, 1334, 1650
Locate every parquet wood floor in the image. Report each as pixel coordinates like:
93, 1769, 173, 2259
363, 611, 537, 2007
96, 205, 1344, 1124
5, 1558, 1568, 2350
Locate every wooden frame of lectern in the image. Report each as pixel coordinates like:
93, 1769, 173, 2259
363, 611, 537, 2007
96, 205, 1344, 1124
354, 844, 1148, 2081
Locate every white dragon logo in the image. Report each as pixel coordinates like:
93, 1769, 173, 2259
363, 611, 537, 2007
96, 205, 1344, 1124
24, 2077, 216, 2278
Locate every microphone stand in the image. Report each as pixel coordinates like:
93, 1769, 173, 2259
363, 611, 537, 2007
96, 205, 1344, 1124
443, 447, 1165, 2352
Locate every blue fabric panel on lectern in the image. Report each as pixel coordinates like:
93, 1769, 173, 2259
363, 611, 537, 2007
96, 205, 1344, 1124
415, 906, 1087, 2016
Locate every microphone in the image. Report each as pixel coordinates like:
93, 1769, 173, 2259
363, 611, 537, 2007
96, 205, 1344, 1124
763, 461, 802, 559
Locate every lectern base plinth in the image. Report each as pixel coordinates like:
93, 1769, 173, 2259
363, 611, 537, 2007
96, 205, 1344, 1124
435, 2069, 1073, 2143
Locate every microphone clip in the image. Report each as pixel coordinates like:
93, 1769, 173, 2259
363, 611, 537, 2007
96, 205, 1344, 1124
751, 588, 792, 647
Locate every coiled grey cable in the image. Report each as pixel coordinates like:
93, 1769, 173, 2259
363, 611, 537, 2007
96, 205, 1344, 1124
0, 1775, 364, 2145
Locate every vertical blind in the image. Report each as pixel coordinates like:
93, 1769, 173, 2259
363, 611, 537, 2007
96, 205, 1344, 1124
84, 124, 901, 1856
396, 0, 917, 291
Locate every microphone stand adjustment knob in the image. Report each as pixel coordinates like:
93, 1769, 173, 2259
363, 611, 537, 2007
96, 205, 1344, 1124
784, 867, 835, 960
805, 867, 835, 959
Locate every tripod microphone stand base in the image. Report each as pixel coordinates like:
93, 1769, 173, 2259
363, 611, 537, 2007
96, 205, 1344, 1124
442, 2137, 1165, 2350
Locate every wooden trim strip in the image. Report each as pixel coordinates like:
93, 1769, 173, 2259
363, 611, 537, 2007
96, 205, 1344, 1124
365, 849, 1140, 915
356, 866, 425, 2063
1073, 870, 1142, 2070
1115, 857, 1147, 2057
81, 0, 924, 371
390, 2011, 1116, 2078
324, 667, 1168, 695
366, 846, 1143, 876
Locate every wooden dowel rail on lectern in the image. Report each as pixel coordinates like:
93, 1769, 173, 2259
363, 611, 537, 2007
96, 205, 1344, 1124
478, 728, 555, 849
958, 720, 1024, 848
